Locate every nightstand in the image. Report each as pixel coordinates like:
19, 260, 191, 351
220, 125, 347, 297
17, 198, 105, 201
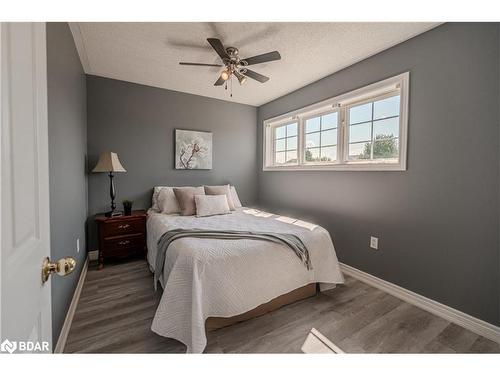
95, 210, 147, 269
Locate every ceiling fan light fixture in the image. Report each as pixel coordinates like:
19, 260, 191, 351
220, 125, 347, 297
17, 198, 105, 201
220, 69, 230, 81
234, 70, 247, 85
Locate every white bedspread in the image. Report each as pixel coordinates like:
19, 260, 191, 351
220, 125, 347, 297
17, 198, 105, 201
147, 208, 344, 353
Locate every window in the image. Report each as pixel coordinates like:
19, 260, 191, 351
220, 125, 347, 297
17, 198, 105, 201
347, 94, 400, 161
263, 72, 409, 171
304, 112, 338, 163
273, 122, 298, 165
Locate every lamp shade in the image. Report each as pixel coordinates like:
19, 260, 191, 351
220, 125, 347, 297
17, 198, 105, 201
92, 152, 126, 173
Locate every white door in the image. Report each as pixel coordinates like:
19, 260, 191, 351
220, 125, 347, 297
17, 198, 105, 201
1, 22, 52, 353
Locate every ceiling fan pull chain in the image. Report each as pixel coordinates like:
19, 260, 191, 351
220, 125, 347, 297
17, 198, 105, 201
230, 76, 233, 98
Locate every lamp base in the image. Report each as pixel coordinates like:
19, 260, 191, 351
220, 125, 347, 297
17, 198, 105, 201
105, 210, 123, 218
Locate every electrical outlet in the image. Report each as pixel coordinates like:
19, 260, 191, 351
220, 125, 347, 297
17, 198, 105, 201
77, 238, 80, 253
370, 236, 379, 250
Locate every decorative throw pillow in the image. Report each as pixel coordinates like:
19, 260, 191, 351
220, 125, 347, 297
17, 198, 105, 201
157, 187, 181, 214
204, 184, 235, 210
173, 186, 205, 216
194, 195, 230, 217
230, 185, 242, 208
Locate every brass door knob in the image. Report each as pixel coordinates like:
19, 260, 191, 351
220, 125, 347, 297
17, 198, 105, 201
42, 257, 76, 283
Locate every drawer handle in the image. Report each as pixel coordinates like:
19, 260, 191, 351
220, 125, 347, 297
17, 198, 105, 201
118, 224, 130, 229
118, 240, 130, 245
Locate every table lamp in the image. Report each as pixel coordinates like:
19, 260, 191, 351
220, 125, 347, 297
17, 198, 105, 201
92, 151, 127, 217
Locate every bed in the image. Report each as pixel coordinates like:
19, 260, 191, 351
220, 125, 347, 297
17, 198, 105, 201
147, 207, 344, 353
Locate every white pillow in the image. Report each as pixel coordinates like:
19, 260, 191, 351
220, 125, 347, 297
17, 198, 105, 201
157, 187, 181, 214
195, 195, 230, 217
151, 186, 169, 211
230, 185, 242, 208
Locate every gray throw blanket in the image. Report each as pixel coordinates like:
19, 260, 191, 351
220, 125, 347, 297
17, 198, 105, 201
154, 228, 312, 289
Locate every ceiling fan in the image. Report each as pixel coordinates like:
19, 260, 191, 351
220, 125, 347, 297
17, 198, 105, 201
179, 38, 281, 87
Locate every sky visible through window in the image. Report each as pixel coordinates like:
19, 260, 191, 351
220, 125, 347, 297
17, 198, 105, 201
272, 96, 399, 165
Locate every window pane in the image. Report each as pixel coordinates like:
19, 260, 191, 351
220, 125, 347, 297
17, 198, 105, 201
287, 123, 298, 137
275, 125, 286, 139
349, 122, 371, 143
321, 112, 338, 130
275, 151, 286, 164
321, 129, 337, 146
275, 138, 285, 152
305, 132, 320, 148
306, 117, 320, 133
305, 147, 320, 162
349, 102, 372, 124
373, 138, 399, 159
286, 150, 298, 164
286, 136, 297, 150
321, 146, 337, 161
349, 142, 372, 160
373, 117, 399, 138
373, 95, 400, 120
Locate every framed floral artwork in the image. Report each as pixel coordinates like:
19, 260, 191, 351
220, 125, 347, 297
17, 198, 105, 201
175, 129, 213, 170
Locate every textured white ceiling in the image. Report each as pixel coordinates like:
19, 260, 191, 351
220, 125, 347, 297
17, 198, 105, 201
70, 22, 439, 106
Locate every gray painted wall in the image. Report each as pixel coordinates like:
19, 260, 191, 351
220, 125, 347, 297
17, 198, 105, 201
86, 76, 258, 250
257, 23, 500, 325
47, 22, 88, 343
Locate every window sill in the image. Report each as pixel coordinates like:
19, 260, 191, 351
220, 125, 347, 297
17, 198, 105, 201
263, 162, 406, 172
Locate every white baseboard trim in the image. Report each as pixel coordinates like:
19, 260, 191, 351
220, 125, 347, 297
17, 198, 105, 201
54, 256, 89, 353
339, 262, 500, 344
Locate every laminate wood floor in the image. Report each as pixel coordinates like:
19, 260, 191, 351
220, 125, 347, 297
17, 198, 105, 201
64, 258, 500, 354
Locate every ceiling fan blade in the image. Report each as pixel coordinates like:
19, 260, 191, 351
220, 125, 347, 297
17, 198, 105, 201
242, 51, 281, 66
207, 38, 229, 60
214, 76, 226, 86
243, 69, 269, 83
179, 62, 223, 67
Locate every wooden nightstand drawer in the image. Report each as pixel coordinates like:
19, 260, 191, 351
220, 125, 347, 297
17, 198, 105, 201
103, 218, 144, 237
104, 234, 145, 255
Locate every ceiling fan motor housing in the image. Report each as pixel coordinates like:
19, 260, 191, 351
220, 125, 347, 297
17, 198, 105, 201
223, 47, 248, 73
226, 46, 239, 57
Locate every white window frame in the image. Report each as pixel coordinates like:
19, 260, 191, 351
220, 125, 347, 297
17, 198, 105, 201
263, 72, 409, 171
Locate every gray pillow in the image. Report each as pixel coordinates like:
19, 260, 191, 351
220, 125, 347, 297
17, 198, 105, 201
173, 186, 205, 216
157, 187, 181, 214
195, 195, 230, 217
204, 184, 235, 210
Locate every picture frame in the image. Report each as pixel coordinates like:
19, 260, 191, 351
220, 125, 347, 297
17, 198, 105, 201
175, 129, 213, 170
